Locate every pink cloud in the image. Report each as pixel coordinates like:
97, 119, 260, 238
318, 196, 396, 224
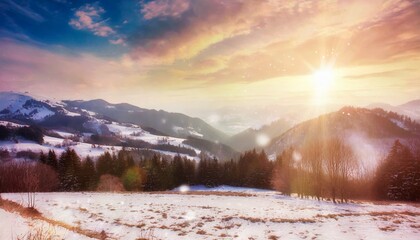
0, 40, 141, 99
132, 0, 281, 64
109, 38, 125, 45
69, 4, 115, 37
141, 0, 190, 20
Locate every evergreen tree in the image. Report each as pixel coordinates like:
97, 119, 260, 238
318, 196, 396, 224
39, 151, 47, 164
46, 150, 58, 170
144, 154, 163, 191
116, 149, 129, 177
172, 154, 185, 187
375, 140, 420, 201
96, 152, 113, 176
58, 148, 82, 191
80, 156, 97, 191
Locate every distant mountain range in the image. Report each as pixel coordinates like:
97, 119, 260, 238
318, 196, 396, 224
226, 119, 292, 152
1, 91, 420, 164
0, 92, 236, 160
367, 100, 420, 121
63, 99, 228, 143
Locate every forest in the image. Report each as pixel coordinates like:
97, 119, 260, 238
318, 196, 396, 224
0, 138, 419, 203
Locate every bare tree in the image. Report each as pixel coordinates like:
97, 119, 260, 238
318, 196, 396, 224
0, 162, 58, 209
23, 164, 39, 209
324, 138, 357, 203
301, 139, 325, 200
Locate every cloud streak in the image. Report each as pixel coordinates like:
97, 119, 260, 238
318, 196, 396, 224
0, 0, 45, 22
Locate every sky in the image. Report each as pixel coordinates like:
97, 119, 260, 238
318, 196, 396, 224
0, 0, 419, 134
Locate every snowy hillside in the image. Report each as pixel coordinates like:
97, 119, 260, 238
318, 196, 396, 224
0, 92, 237, 159
0, 92, 56, 121
265, 107, 420, 166
0, 120, 200, 160
64, 99, 228, 143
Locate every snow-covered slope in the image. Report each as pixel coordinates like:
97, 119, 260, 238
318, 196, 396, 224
64, 99, 228, 143
0, 92, 56, 121
265, 107, 420, 167
0, 134, 199, 161
0, 92, 236, 159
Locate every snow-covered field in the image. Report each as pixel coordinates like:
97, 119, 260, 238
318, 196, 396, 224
1, 189, 419, 240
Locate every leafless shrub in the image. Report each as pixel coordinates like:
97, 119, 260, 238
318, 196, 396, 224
0, 162, 58, 193
136, 228, 157, 240
16, 223, 59, 240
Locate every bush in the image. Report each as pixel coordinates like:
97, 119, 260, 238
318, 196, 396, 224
122, 167, 145, 191
96, 174, 125, 192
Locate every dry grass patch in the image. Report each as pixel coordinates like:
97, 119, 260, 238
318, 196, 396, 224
379, 225, 397, 232
271, 218, 316, 224
239, 216, 266, 223
315, 211, 420, 220
148, 191, 255, 197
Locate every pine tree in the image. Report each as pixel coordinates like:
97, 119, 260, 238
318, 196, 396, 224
96, 152, 113, 176
39, 151, 47, 164
58, 148, 82, 191
47, 150, 58, 170
116, 150, 129, 177
172, 154, 185, 187
375, 140, 420, 201
80, 156, 97, 191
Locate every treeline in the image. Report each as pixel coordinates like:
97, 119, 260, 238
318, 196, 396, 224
272, 138, 420, 202
0, 125, 44, 144
140, 149, 271, 191
0, 139, 419, 203
0, 147, 272, 193
58, 147, 272, 191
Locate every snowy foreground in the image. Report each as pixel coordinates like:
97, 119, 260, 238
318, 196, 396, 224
1, 188, 420, 240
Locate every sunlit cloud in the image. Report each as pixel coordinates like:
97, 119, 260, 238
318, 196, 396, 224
141, 0, 190, 20
1, 0, 419, 132
69, 3, 114, 37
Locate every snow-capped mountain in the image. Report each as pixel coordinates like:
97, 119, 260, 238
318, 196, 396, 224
0, 92, 237, 160
0, 92, 57, 121
265, 107, 420, 167
64, 99, 228, 143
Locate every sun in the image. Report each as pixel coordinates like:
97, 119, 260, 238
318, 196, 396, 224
313, 67, 334, 92
311, 66, 335, 105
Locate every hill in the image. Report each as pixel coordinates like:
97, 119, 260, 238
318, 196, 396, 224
265, 107, 420, 168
